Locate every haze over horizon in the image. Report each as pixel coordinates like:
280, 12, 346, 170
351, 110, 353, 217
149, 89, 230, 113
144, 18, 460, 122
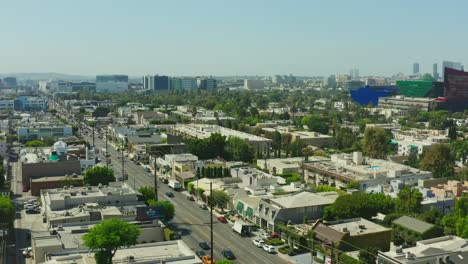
2, 0, 467, 77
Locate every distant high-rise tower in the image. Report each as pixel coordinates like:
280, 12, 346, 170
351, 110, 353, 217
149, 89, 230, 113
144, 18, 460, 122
413, 63, 420, 74
349, 69, 359, 80
442, 61, 464, 80
433, 63, 439, 80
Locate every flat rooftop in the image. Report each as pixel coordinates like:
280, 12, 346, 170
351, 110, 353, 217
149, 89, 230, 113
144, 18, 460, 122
270, 191, 337, 209
328, 218, 390, 236
42, 241, 198, 264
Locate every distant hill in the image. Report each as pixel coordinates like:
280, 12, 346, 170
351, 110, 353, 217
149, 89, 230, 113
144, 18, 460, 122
0, 72, 93, 81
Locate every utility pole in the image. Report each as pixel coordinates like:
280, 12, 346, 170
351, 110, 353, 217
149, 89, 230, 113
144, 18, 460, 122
105, 130, 109, 168
92, 123, 95, 148
121, 141, 125, 182
210, 182, 214, 262
154, 154, 158, 201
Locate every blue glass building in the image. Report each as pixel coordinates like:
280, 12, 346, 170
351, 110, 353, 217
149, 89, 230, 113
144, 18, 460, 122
350, 85, 398, 106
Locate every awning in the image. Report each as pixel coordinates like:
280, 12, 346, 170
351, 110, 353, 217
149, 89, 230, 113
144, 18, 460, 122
236, 201, 244, 212
245, 207, 253, 217
409, 145, 418, 149
390, 141, 398, 145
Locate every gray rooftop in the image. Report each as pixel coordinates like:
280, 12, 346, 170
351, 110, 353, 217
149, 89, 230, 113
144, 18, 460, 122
393, 216, 434, 234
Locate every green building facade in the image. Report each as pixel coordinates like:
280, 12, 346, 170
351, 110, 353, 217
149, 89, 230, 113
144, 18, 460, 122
396, 80, 443, 98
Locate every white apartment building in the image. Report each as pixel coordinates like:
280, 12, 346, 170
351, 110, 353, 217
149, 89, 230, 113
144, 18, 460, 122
244, 79, 265, 90
303, 152, 432, 190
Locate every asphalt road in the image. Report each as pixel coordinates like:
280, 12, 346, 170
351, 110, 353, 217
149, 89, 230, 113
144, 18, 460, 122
82, 130, 286, 264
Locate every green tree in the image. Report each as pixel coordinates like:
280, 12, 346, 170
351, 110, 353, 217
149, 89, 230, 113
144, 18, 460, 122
420, 144, 455, 178
452, 140, 468, 166
0, 196, 14, 227
25, 140, 46, 147
138, 187, 155, 202
301, 115, 329, 134
358, 247, 378, 264
395, 185, 422, 214
83, 218, 141, 264
208, 190, 230, 210
363, 127, 391, 159
448, 126, 457, 140
324, 193, 394, 221
334, 127, 358, 150
225, 136, 255, 163
407, 151, 419, 168
147, 200, 175, 222
216, 259, 234, 264
84, 166, 116, 185
272, 131, 282, 158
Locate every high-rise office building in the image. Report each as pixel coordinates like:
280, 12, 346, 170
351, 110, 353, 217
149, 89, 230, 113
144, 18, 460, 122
96, 75, 128, 93
413, 63, 420, 74
324, 75, 336, 89
349, 69, 360, 80
2, 77, 17, 87
433, 63, 439, 80
143, 75, 155, 90
442, 61, 464, 80
442, 68, 468, 112
197, 77, 217, 91
154, 75, 170, 91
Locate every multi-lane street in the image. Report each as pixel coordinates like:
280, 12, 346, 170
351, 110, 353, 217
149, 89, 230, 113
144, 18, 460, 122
81, 128, 287, 264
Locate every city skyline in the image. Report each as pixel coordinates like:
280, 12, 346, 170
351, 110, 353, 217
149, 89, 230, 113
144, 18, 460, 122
1, 0, 467, 76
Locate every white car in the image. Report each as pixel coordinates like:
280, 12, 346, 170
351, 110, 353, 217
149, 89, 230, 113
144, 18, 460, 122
260, 233, 270, 239
22, 247, 32, 257
24, 203, 35, 210
263, 245, 275, 253
252, 239, 265, 248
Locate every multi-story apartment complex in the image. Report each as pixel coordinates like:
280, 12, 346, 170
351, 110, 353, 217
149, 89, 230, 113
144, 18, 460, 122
171, 124, 272, 153
197, 77, 217, 90
302, 152, 432, 191
14, 96, 48, 111
17, 122, 73, 140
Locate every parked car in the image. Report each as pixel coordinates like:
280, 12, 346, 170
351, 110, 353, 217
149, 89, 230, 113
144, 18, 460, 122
217, 216, 227, 223
260, 233, 270, 239
165, 192, 175, 198
195, 250, 206, 258
199, 242, 210, 250
26, 208, 40, 214
222, 248, 236, 260
24, 203, 35, 210
269, 232, 279, 239
22, 247, 32, 257
22, 186, 29, 192
200, 204, 208, 210
187, 195, 195, 201
252, 239, 265, 248
263, 245, 276, 253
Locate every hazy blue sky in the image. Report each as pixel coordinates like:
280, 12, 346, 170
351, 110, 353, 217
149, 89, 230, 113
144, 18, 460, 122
1, 0, 467, 76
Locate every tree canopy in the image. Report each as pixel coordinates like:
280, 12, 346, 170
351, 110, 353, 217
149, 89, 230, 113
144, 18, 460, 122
324, 192, 394, 221
84, 166, 116, 185
147, 200, 175, 222
83, 218, 140, 264
363, 127, 391, 159
395, 185, 423, 215
420, 144, 454, 178
0, 196, 14, 227
301, 115, 329, 134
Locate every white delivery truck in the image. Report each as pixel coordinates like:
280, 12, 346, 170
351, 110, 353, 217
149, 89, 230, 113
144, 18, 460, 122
168, 179, 181, 191
232, 220, 253, 237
